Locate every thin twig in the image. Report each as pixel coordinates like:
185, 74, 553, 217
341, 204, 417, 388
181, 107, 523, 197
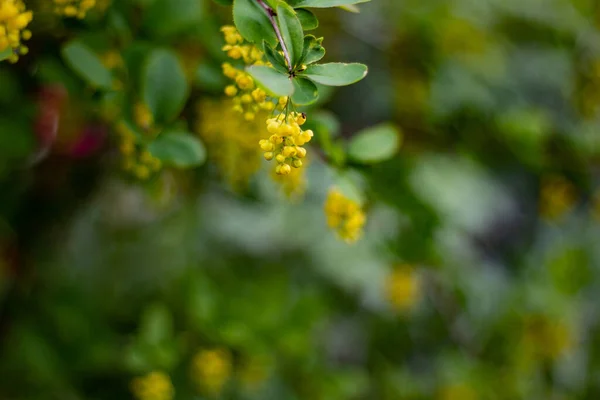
255, 0, 293, 73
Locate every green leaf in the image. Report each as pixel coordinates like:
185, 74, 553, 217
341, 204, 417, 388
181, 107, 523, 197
211, 0, 233, 5
263, 41, 288, 74
276, 2, 304, 69
143, 0, 204, 38
300, 35, 325, 65
233, 0, 278, 47
289, 0, 370, 7
149, 130, 207, 168
246, 65, 294, 96
302, 62, 367, 86
141, 49, 189, 123
347, 123, 401, 164
61, 40, 113, 90
291, 77, 319, 105
296, 8, 318, 30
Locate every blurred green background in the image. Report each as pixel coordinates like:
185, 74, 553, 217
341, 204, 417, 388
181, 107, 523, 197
2, 0, 600, 399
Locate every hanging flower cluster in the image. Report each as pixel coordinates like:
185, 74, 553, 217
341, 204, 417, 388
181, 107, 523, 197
260, 112, 312, 176
0, 0, 33, 63
221, 26, 278, 121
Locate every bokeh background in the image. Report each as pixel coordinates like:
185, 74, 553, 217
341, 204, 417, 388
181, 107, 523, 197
2, 0, 600, 398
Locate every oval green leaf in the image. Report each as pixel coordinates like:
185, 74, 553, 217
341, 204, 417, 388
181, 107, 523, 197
276, 2, 305, 69
148, 130, 207, 168
233, 0, 278, 47
263, 41, 288, 74
142, 49, 189, 123
246, 65, 294, 97
300, 35, 325, 65
302, 62, 367, 86
291, 77, 319, 105
347, 123, 401, 164
61, 40, 113, 90
296, 8, 318, 31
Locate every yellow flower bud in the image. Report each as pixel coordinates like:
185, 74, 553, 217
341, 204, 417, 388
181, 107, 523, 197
264, 152, 274, 161
292, 159, 303, 168
296, 147, 307, 158
278, 164, 291, 175
275, 154, 286, 164
282, 146, 296, 158
224, 85, 238, 97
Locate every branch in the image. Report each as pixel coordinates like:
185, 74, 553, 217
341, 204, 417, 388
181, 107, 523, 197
255, 0, 293, 73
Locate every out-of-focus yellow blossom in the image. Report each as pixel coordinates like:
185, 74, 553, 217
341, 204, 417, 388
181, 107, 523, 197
196, 100, 264, 190
438, 383, 478, 400
0, 0, 33, 64
539, 175, 577, 220
101, 50, 123, 70
134, 103, 154, 132
131, 371, 174, 400
237, 354, 271, 391
521, 315, 574, 361
53, 0, 97, 19
116, 122, 162, 180
260, 112, 312, 176
385, 265, 420, 312
324, 188, 366, 243
191, 348, 232, 396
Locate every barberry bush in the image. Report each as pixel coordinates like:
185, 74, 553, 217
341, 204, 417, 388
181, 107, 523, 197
2, 0, 600, 399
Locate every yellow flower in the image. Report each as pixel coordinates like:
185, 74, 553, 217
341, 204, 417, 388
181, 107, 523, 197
115, 122, 162, 179
196, 99, 264, 190
134, 102, 154, 131
131, 371, 174, 400
271, 154, 308, 199
0, 0, 32, 63
191, 348, 232, 396
385, 265, 420, 312
220, 25, 283, 117
324, 188, 366, 243
53, 0, 97, 19
539, 175, 577, 221
260, 112, 312, 175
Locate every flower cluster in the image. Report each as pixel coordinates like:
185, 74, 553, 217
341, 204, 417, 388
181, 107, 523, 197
0, 0, 32, 63
191, 348, 233, 395
196, 99, 263, 190
385, 265, 420, 312
221, 26, 279, 121
324, 188, 366, 242
130, 371, 174, 400
116, 122, 162, 180
260, 112, 312, 176
53, 0, 97, 19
